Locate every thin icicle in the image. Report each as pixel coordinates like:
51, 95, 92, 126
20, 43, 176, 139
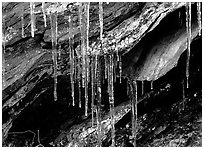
84, 2, 90, 117
96, 56, 102, 147
197, 2, 202, 36
68, 15, 75, 106
77, 57, 82, 108
58, 45, 61, 61
119, 55, 122, 83
50, 13, 58, 101
91, 56, 95, 126
185, 2, 191, 89
151, 81, 153, 90
78, 3, 86, 88
2, 17, 6, 53
114, 56, 117, 83
21, 8, 25, 38
30, 2, 35, 37
141, 81, 144, 95
109, 54, 115, 146
99, 2, 103, 42
42, 2, 47, 28
104, 55, 107, 79
132, 80, 137, 147
78, 71, 82, 108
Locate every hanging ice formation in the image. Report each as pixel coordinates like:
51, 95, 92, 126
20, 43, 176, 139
30, 2, 35, 37
85, 3, 90, 116
50, 12, 58, 101
132, 80, 137, 147
151, 81, 153, 90
42, 2, 47, 28
185, 2, 191, 89
91, 56, 95, 126
128, 79, 137, 147
94, 2, 104, 146
119, 55, 122, 83
68, 15, 75, 106
109, 54, 115, 146
78, 2, 90, 115
21, 7, 25, 38
79, 3, 86, 89
141, 81, 144, 95
96, 56, 102, 147
197, 2, 202, 36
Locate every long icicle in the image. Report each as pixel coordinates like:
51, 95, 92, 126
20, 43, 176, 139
119, 55, 122, 83
95, 2, 103, 146
141, 80, 144, 95
30, 2, 35, 37
85, 2, 90, 116
91, 55, 95, 126
50, 13, 58, 101
96, 56, 102, 147
77, 58, 82, 108
42, 2, 47, 28
132, 80, 137, 147
79, 3, 86, 88
197, 2, 202, 36
185, 2, 191, 89
129, 80, 135, 146
69, 15, 75, 106
109, 53, 115, 146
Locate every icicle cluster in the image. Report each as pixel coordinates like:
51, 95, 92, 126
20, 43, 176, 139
34, 2, 124, 146
185, 2, 191, 89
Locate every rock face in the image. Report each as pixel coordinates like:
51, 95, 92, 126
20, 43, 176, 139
2, 2, 201, 145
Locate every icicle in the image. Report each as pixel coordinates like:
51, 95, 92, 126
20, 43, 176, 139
50, 13, 58, 101
42, 2, 47, 28
91, 56, 95, 126
30, 2, 35, 37
58, 45, 61, 61
104, 55, 107, 80
151, 81, 153, 90
21, 8, 25, 38
132, 80, 137, 147
141, 81, 144, 95
78, 3, 86, 88
84, 2, 90, 117
185, 2, 191, 89
107, 55, 110, 94
68, 15, 75, 106
114, 56, 117, 83
77, 57, 82, 108
99, 2, 103, 43
119, 55, 122, 83
99, 2, 106, 83
197, 2, 202, 36
78, 80, 82, 108
96, 56, 102, 147
109, 54, 115, 146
